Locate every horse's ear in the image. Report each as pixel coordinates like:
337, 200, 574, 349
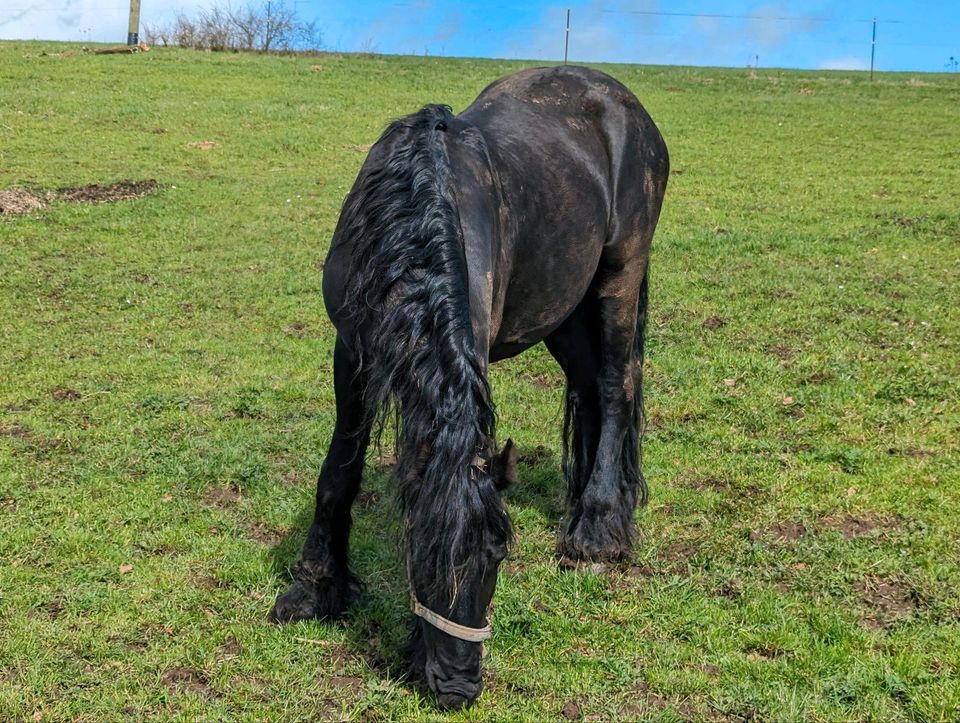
492, 439, 519, 490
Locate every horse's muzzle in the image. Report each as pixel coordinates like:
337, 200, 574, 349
425, 662, 482, 710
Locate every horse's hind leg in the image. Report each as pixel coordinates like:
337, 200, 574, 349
555, 257, 649, 563
545, 294, 603, 525
271, 336, 370, 622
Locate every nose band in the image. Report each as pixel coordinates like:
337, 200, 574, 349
412, 597, 492, 643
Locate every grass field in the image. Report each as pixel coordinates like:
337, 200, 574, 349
1, 41, 959, 721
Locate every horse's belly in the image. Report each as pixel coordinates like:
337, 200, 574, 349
490, 234, 604, 355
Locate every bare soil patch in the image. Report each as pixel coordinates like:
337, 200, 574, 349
530, 372, 563, 390
765, 343, 793, 360
247, 521, 283, 545
702, 315, 726, 330
658, 540, 700, 572
855, 575, 919, 629
684, 474, 730, 493
52, 387, 81, 401
326, 676, 364, 694
162, 667, 215, 697
1, 179, 158, 215
518, 444, 554, 465
0, 423, 31, 439
561, 699, 582, 719
356, 489, 381, 509
825, 512, 904, 540
204, 485, 243, 508
52, 179, 158, 204
750, 521, 806, 543
283, 321, 310, 337
0, 188, 46, 215
219, 634, 241, 658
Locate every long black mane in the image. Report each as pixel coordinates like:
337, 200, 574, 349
336, 105, 511, 603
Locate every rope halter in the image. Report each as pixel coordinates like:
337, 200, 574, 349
412, 597, 492, 643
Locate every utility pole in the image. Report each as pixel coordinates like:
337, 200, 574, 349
870, 17, 877, 81
564, 9, 570, 64
127, 0, 141, 45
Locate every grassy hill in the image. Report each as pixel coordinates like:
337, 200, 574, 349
1, 41, 959, 720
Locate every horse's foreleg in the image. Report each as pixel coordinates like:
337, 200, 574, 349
271, 336, 370, 622
556, 263, 647, 563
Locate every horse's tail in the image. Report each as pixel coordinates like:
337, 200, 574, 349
336, 105, 509, 601
625, 268, 649, 507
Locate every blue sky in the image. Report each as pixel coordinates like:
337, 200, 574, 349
2, 1, 957, 72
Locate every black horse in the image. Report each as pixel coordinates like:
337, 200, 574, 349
272, 65, 669, 709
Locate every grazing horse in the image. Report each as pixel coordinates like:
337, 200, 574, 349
272, 65, 669, 709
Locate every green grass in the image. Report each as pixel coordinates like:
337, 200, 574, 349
1, 41, 958, 721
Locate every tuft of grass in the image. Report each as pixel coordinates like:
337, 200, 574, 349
2, 42, 959, 720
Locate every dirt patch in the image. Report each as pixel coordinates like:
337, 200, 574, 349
684, 475, 764, 506
702, 315, 726, 330
219, 634, 241, 658
618, 683, 673, 718
283, 321, 310, 337
745, 642, 787, 661
281, 470, 306, 486
561, 700, 582, 720
519, 444, 554, 465
0, 423, 31, 439
766, 287, 794, 299
53, 179, 158, 204
658, 540, 699, 572
3, 180, 158, 215
356, 489, 380, 509
195, 574, 229, 591
685, 474, 730, 493
0, 188, 46, 215
52, 387, 81, 402
326, 676, 364, 695
204, 485, 243, 508
714, 578, 744, 599
188, 141, 218, 150
888, 446, 936, 458
247, 521, 283, 545
162, 667, 215, 697
530, 372, 563, 390
750, 521, 806, 543
826, 512, 904, 540
44, 597, 65, 620
608, 564, 654, 590
765, 343, 793, 360
855, 575, 919, 629
805, 371, 834, 384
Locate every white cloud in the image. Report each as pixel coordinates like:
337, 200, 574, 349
818, 56, 869, 70
0, 1, 211, 43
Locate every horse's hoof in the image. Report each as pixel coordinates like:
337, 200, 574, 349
557, 515, 633, 563
269, 578, 351, 623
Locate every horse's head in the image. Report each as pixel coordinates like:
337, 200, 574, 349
405, 440, 518, 710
